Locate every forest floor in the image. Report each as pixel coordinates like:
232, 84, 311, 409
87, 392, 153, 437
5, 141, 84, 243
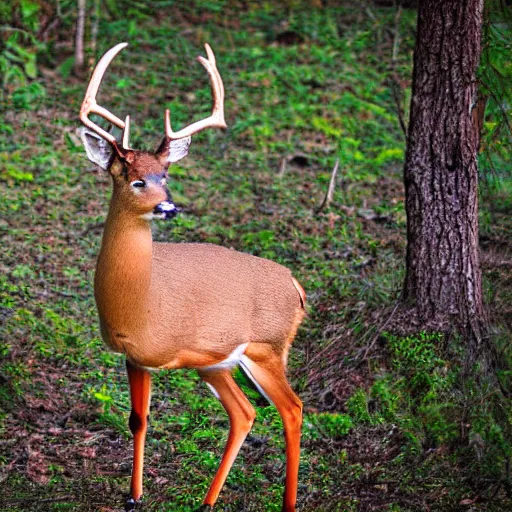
1, 3, 511, 511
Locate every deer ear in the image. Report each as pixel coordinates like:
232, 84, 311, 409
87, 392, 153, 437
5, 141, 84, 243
81, 128, 114, 170
158, 136, 191, 164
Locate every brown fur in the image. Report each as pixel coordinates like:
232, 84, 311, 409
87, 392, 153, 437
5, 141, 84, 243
94, 154, 306, 372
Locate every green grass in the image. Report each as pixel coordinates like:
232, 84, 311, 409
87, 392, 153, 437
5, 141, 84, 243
1, 1, 511, 511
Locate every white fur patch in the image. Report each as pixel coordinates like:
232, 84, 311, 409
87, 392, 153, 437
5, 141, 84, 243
205, 382, 220, 399
140, 202, 176, 221
158, 201, 176, 213
239, 355, 274, 405
140, 212, 166, 221
203, 343, 249, 372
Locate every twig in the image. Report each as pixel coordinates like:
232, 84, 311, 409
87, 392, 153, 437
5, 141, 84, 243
484, 86, 512, 134
278, 157, 287, 177
316, 159, 340, 212
74, 0, 86, 74
392, 5, 402, 63
303, 335, 342, 371
358, 300, 400, 362
5, 496, 74, 505
389, 5, 407, 137
365, 7, 377, 22
390, 76, 407, 137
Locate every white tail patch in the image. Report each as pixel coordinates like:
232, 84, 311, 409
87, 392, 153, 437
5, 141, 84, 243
205, 382, 220, 399
291, 277, 306, 309
239, 355, 274, 406
203, 343, 249, 372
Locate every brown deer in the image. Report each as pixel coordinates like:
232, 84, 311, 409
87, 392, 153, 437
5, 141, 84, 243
80, 43, 306, 512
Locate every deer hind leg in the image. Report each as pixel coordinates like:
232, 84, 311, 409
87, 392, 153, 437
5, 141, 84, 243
125, 360, 152, 510
198, 368, 256, 508
240, 347, 303, 512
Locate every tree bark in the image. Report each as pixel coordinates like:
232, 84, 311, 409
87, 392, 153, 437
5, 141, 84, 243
401, 0, 487, 363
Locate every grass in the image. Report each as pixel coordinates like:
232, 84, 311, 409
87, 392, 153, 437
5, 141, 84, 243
1, 1, 511, 511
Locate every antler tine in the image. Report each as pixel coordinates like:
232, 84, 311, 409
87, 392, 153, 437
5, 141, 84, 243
80, 43, 128, 146
122, 115, 131, 149
164, 43, 227, 141
204, 43, 225, 105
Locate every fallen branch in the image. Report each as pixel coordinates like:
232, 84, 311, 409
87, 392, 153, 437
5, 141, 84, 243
316, 159, 340, 213
389, 5, 407, 137
278, 157, 287, 177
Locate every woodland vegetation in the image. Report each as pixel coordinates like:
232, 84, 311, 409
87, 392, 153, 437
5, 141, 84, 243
0, 1, 511, 511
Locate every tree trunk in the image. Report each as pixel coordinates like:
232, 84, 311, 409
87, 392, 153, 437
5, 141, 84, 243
402, 0, 487, 364
74, 0, 86, 75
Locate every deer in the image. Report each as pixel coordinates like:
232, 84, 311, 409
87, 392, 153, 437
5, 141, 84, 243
79, 43, 306, 512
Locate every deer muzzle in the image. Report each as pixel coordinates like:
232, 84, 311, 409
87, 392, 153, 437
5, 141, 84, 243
153, 201, 180, 220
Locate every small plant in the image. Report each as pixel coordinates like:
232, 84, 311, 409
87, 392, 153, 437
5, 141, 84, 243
92, 386, 129, 436
346, 388, 372, 424
307, 412, 353, 439
0, 0, 46, 94
386, 331, 450, 399
11, 81, 46, 110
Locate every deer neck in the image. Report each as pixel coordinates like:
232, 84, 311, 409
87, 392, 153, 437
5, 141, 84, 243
94, 191, 153, 340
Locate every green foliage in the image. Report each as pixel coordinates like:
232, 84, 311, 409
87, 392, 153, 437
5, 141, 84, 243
348, 332, 457, 439
0, 0, 46, 94
374, 147, 404, 166
386, 331, 449, 398
479, 1, 512, 178
11, 81, 46, 110
346, 388, 373, 424
307, 412, 353, 439
344, 331, 512, 493
91, 384, 129, 435
0, 31, 40, 91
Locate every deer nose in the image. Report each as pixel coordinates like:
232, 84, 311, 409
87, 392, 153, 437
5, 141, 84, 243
153, 201, 180, 219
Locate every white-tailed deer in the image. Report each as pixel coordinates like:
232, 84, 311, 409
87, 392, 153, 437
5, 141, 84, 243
80, 43, 306, 512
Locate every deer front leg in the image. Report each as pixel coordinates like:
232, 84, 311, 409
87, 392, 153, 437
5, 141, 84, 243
125, 359, 152, 511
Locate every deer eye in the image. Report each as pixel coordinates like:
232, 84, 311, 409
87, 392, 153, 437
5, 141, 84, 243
131, 179, 146, 188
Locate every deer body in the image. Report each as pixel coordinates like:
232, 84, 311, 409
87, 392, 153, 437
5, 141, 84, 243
96, 226, 303, 369
80, 44, 305, 512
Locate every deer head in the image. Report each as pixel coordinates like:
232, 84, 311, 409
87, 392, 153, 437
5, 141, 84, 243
80, 42, 227, 220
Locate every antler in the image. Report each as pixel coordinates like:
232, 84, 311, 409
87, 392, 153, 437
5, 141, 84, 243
164, 43, 227, 140
81, 42, 226, 151
80, 42, 129, 147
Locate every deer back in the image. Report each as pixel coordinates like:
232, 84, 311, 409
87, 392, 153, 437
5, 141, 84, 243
136, 243, 304, 368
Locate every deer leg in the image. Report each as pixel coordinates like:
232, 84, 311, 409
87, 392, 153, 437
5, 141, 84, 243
198, 369, 256, 508
126, 359, 152, 510
239, 354, 302, 512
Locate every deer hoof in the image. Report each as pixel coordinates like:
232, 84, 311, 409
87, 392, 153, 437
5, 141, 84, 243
125, 497, 142, 511
196, 506, 214, 511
